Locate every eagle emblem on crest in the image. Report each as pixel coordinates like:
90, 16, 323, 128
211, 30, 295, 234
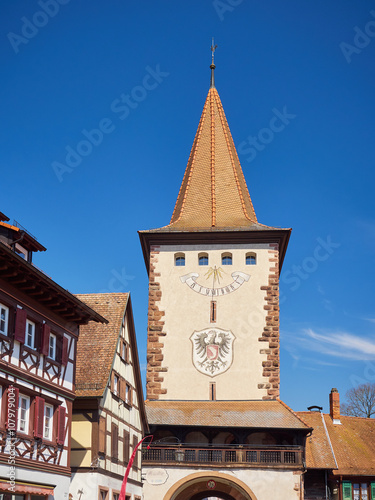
190, 328, 235, 377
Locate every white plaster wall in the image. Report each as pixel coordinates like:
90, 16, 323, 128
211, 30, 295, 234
155, 243, 274, 400
0, 463, 70, 499
142, 465, 301, 500
70, 470, 142, 500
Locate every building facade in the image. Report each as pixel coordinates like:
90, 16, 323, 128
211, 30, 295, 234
0, 213, 105, 499
139, 64, 311, 499
69, 293, 148, 500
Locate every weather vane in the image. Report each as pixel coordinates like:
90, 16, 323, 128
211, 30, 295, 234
211, 38, 218, 65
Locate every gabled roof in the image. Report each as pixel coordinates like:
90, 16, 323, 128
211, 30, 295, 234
75, 292, 148, 431
75, 293, 130, 398
146, 400, 311, 430
298, 411, 375, 475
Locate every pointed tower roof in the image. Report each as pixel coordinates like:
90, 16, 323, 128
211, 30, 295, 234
168, 84, 259, 230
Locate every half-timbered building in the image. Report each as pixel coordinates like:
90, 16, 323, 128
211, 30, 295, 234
70, 293, 148, 500
0, 212, 105, 499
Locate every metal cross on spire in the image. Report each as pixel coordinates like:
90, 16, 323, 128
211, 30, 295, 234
210, 38, 217, 88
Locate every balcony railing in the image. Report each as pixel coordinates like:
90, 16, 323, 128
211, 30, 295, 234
142, 444, 303, 468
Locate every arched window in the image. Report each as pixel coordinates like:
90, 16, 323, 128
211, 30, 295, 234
221, 252, 232, 265
246, 252, 257, 265
174, 253, 185, 266
198, 252, 209, 266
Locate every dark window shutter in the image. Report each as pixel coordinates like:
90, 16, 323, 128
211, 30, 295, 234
129, 386, 133, 407
342, 482, 352, 500
119, 378, 126, 401
61, 337, 68, 365
123, 430, 130, 463
6, 387, 19, 430
14, 309, 27, 343
111, 423, 118, 460
125, 342, 130, 363
57, 406, 66, 445
132, 435, 139, 469
34, 396, 45, 438
98, 416, 106, 454
41, 324, 50, 356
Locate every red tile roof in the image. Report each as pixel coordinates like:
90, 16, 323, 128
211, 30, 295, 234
75, 293, 128, 397
298, 411, 375, 475
146, 400, 311, 429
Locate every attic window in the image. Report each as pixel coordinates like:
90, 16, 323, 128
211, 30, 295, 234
175, 253, 185, 266
198, 253, 209, 266
221, 252, 232, 265
246, 252, 256, 265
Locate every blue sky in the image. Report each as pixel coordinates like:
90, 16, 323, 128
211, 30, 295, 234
1, 0, 375, 413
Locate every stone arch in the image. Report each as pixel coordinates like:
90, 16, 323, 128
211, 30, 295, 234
164, 471, 258, 500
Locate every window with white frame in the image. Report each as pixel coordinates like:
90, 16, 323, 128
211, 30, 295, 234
0, 304, 9, 336
49, 333, 56, 360
25, 320, 35, 349
18, 395, 30, 433
113, 374, 119, 396
125, 383, 131, 405
44, 404, 53, 440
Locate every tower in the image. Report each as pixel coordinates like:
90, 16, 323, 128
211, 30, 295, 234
139, 50, 309, 500
139, 57, 291, 403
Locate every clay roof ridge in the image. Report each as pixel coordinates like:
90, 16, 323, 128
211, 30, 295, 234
278, 398, 312, 429
214, 88, 257, 224
321, 411, 339, 468
210, 88, 216, 227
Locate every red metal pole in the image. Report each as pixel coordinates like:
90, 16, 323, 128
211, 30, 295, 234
119, 435, 153, 500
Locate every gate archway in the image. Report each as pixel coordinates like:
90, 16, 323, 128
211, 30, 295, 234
164, 471, 257, 500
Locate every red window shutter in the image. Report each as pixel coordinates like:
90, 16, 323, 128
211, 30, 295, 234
34, 396, 45, 438
41, 324, 50, 356
111, 423, 118, 460
125, 342, 130, 363
14, 309, 27, 343
57, 406, 66, 445
6, 387, 19, 430
61, 337, 68, 365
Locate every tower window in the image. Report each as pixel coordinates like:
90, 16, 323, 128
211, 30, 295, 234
221, 252, 232, 265
246, 252, 257, 265
198, 253, 209, 266
174, 253, 185, 266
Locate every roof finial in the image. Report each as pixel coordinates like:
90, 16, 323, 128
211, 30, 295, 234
210, 38, 217, 88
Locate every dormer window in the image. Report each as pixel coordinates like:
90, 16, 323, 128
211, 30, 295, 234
198, 253, 209, 266
246, 252, 257, 265
221, 252, 232, 265
175, 253, 185, 266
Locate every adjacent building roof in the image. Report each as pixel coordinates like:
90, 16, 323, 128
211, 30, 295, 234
0, 241, 106, 324
298, 411, 375, 476
146, 400, 311, 430
75, 293, 130, 397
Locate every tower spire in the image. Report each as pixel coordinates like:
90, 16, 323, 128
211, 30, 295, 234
210, 38, 217, 88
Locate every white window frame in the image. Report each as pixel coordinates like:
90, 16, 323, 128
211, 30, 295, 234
18, 395, 30, 433
49, 333, 56, 360
125, 383, 131, 405
0, 304, 9, 336
113, 375, 119, 396
25, 319, 35, 349
44, 404, 53, 441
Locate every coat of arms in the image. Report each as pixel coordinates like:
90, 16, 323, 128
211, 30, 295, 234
190, 328, 235, 377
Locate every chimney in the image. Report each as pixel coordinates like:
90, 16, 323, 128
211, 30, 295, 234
329, 388, 341, 424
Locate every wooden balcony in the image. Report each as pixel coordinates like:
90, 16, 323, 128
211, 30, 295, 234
142, 444, 304, 469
